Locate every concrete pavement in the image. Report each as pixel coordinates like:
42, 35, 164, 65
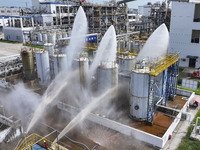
162, 95, 200, 150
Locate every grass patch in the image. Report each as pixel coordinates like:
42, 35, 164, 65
23, 44, 44, 49
177, 110, 200, 150
177, 86, 200, 95
0, 40, 21, 44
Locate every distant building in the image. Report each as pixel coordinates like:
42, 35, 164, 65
138, 3, 160, 17
138, 5, 151, 17
2, 0, 129, 43
127, 13, 142, 31
0, 7, 21, 17
3, 16, 34, 43
169, 1, 200, 68
136, 2, 168, 35
0, 7, 31, 32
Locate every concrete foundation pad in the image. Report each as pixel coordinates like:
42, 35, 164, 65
190, 126, 200, 141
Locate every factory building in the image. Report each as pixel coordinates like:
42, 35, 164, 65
169, 0, 200, 68
3, 16, 34, 43
1, 0, 131, 43
0, 7, 30, 31
134, 2, 169, 35
0, 7, 21, 17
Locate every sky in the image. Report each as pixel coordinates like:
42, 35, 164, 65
0, 0, 162, 9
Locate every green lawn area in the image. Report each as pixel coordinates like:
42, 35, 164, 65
23, 44, 44, 49
0, 40, 21, 44
176, 110, 200, 150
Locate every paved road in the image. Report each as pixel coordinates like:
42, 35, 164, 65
0, 42, 22, 58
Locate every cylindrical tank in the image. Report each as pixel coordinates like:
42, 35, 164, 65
128, 41, 135, 53
118, 55, 135, 76
52, 54, 66, 77
119, 40, 125, 52
38, 33, 42, 42
79, 57, 89, 87
42, 33, 48, 43
21, 49, 35, 80
97, 62, 118, 94
133, 44, 140, 54
130, 72, 149, 120
48, 32, 56, 45
60, 46, 67, 54
35, 50, 51, 86
44, 43, 54, 56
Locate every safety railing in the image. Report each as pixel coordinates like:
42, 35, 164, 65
117, 51, 138, 56
149, 52, 180, 76
16, 133, 68, 150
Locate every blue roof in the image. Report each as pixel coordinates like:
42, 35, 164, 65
40, 2, 73, 5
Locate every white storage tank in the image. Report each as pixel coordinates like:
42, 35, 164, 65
38, 33, 42, 42
71, 56, 89, 87
97, 62, 118, 94
44, 43, 54, 56
118, 55, 135, 76
35, 50, 51, 86
79, 57, 89, 87
130, 72, 149, 120
48, 32, 56, 45
42, 33, 48, 43
52, 54, 66, 77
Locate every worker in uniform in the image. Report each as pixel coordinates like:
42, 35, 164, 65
43, 140, 49, 149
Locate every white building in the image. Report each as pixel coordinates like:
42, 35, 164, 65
128, 13, 142, 22
0, 7, 21, 17
169, 1, 200, 68
127, 13, 142, 31
31, 1, 75, 26
3, 16, 34, 43
138, 3, 160, 17
138, 5, 152, 17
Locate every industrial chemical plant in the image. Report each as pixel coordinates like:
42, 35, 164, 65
0, 0, 199, 150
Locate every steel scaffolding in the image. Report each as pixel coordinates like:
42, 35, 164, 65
147, 53, 179, 124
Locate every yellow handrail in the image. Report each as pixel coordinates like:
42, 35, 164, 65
117, 51, 138, 56
149, 53, 180, 76
16, 133, 68, 150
